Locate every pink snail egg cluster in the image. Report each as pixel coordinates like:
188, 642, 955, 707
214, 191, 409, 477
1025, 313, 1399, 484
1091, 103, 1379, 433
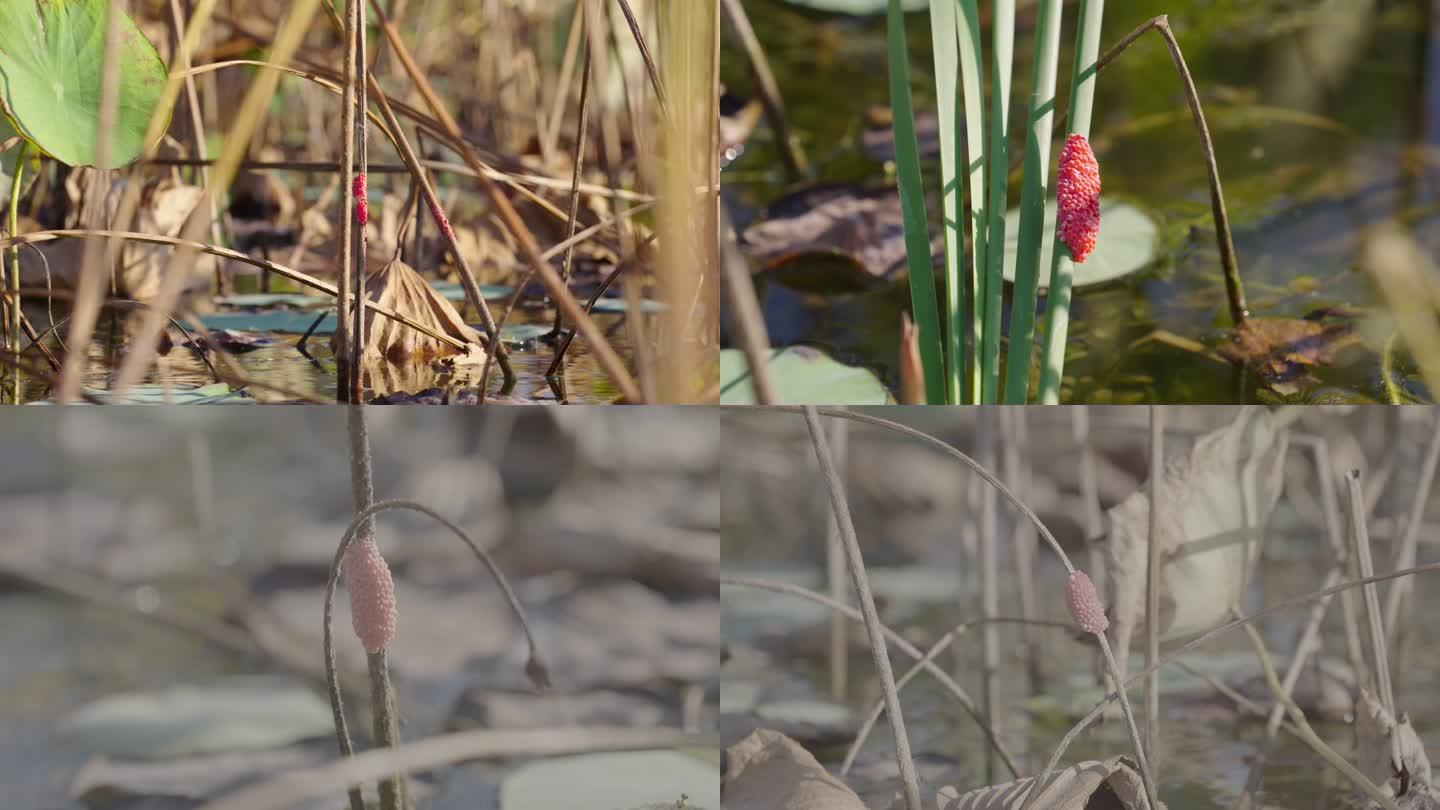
1056, 134, 1101, 264
1065, 570, 1108, 634
353, 173, 369, 226
345, 538, 396, 654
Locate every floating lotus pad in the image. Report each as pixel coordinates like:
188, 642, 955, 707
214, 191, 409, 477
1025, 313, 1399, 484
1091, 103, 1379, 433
1001, 198, 1159, 289
57, 676, 332, 758
0, 0, 169, 169
31, 382, 253, 404
720, 346, 891, 404
500, 750, 718, 810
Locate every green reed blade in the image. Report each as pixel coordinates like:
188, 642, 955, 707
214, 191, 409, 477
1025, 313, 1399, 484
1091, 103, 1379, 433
979, 0, 1013, 404
928, 0, 962, 404
1038, 0, 1106, 404
887, 0, 945, 404
1000, 0, 1063, 404
955, 0, 985, 404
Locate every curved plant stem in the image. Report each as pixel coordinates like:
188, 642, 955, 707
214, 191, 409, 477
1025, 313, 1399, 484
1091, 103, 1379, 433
802, 405, 920, 810
771, 406, 1078, 574
324, 499, 551, 810
1089, 16, 1246, 325
1037, 0, 1106, 404
720, 574, 1020, 778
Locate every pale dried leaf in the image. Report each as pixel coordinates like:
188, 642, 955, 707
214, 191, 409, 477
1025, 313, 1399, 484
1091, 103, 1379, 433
896, 757, 1160, 810
341, 257, 487, 364
1104, 407, 1290, 682
20, 178, 215, 299
1356, 689, 1433, 801
722, 729, 867, 810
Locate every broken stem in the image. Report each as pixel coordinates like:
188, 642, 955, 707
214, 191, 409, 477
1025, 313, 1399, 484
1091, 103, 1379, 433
1096, 16, 1246, 324
1242, 622, 1399, 810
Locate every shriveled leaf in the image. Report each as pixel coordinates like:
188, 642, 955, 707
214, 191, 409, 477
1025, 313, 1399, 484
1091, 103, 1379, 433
18, 178, 214, 298
722, 729, 867, 810
346, 257, 487, 364
501, 751, 717, 810
0, 0, 168, 169
1216, 315, 1362, 390
1103, 407, 1290, 682
1356, 689, 1434, 802
896, 756, 1158, 810
1001, 199, 1158, 289
742, 185, 940, 282
57, 676, 334, 759
720, 347, 891, 405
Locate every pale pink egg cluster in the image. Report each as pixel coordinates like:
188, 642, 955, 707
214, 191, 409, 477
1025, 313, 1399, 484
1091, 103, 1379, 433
1065, 570, 1108, 634
345, 538, 396, 654
1056, 134, 1101, 263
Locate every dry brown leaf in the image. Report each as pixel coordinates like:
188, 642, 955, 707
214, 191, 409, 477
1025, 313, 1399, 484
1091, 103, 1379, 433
336, 257, 487, 365
722, 729, 866, 810
20, 178, 215, 300
1356, 689, 1435, 808
895, 757, 1160, 810
1103, 407, 1290, 684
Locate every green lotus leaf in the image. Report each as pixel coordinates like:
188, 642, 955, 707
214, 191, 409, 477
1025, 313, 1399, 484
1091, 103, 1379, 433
0, 0, 169, 168
720, 346, 891, 404
1001, 198, 1159, 289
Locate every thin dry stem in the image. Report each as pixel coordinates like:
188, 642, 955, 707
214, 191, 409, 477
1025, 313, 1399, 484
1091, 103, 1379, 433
802, 405, 921, 810
1144, 406, 1162, 765
720, 574, 1019, 777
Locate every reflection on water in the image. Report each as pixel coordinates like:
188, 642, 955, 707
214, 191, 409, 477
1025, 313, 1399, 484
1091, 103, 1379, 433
722, 0, 1440, 402
11, 304, 637, 403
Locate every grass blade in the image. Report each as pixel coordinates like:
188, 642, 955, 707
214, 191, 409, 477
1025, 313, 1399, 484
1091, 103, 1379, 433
929, 0, 962, 404
956, 0, 985, 403
887, 0, 945, 403
979, 0, 1014, 403
1038, 0, 1106, 404
1000, 0, 1064, 403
